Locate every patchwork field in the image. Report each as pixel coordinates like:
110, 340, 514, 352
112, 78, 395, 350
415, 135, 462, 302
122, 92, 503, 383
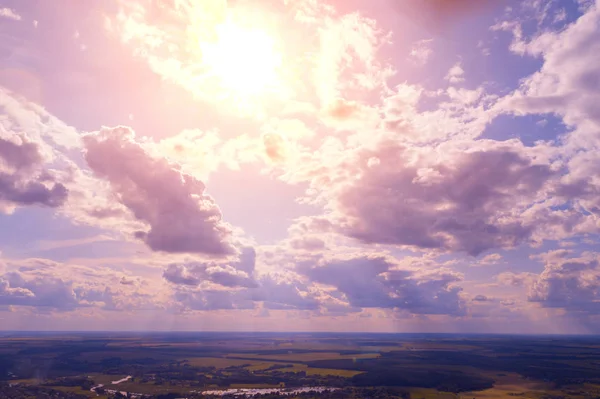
225, 351, 381, 362
185, 357, 277, 369
274, 364, 364, 377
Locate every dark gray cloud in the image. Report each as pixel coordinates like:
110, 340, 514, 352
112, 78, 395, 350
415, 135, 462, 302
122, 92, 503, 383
335, 140, 555, 255
83, 126, 234, 255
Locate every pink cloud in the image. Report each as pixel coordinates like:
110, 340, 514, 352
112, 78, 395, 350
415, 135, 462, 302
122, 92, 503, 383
83, 126, 235, 256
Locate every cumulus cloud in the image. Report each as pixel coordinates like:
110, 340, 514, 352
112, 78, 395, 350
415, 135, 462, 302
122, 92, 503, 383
0, 272, 76, 309
377, 83, 498, 146
0, 134, 68, 212
0, 258, 165, 312
491, 2, 600, 239
475, 253, 503, 266
332, 139, 556, 255
528, 251, 600, 314
496, 271, 537, 287
298, 256, 464, 315
169, 271, 321, 312
497, 4, 600, 132
445, 62, 465, 84
289, 236, 326, 252
83, 126, 234, 255
163, 247, 257, 289
163, 245, 326, 312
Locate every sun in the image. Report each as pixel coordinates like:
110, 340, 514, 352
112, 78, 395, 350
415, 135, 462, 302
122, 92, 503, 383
200, 19, 283, 99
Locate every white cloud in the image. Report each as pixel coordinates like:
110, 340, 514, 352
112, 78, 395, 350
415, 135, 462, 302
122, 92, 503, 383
0, 8, 21, 21
445, 62, 465, 84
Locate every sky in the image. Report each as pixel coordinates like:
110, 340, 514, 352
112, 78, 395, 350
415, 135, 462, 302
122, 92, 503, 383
0, 0, 600, 334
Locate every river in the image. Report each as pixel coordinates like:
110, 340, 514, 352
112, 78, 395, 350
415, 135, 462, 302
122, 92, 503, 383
90, 375, 133, 396
92, 378, 336, 398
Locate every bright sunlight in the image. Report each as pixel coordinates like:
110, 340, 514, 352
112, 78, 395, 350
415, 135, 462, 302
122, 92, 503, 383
200, 19, 283, 98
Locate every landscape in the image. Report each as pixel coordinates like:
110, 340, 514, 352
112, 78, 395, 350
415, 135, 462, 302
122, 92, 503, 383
2, 333, 600, 399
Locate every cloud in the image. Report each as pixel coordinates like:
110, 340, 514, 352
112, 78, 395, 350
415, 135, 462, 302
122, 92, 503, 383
319, 98, 380, 131
151, 129, 223, 181
298, 255, 464, 315
0, 272, 76, 309
119, 276, 136, 286
496, 272, 537, 287
0, 134, 68, 212
109, 1, 391, 118
528, 251, 600, 314
262, 132, 287, 162
163, 247, 256, 289
0, 87, 80, 151
83, 126, 235, 256
445, 62, 465, 84
169, 271, 321, 312
331, 139, 556, 255
289, 236, 326, 252
472, 294, 490, 302
0, 8, 21, 21
492, 1, 600, 240
496, 3, 600, 132
163, 254, 257, 289
475, 253, 503, 266
0, 257, 166, 312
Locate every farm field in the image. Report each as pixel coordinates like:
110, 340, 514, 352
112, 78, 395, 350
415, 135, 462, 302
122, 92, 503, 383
225, 351, 381, 362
